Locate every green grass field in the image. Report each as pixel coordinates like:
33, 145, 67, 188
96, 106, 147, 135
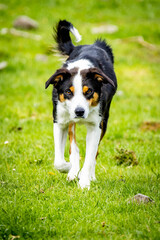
0, 0, 160, 239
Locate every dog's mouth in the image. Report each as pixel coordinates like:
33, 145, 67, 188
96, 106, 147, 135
75, 116, 85, 119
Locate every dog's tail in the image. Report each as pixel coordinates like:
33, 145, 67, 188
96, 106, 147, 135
54, 20, 81, 55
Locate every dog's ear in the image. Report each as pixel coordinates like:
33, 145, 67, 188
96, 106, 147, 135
45, 68, 71, 89
88, 68, 115, 88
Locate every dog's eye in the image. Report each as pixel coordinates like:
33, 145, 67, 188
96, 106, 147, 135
85, 88, 93, 95
65, 89, 72, 95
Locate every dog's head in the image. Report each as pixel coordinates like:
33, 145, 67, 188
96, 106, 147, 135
45, 67, 115, 120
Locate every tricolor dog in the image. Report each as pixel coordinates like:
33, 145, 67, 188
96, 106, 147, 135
45, 20, 117, 189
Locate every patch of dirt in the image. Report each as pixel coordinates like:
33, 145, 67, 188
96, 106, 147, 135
140, 121, 160, 131
114, 148, 138, 167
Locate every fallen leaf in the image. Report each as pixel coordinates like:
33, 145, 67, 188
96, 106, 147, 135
9, 235, 20, 240
48, 172, 56, 175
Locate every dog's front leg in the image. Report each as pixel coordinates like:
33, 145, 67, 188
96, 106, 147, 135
67, 123, 80, 181
54, 123, 71, 173
78, 124, 101, 189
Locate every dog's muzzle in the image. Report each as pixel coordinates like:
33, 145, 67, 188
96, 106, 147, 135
75, 107, 85, 118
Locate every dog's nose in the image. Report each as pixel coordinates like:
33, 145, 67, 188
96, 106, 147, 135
75, 107, 85, 118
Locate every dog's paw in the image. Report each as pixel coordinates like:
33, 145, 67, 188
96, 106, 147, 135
54, 162, 71, 173
67, 168, 79, 181
67, 172, 76, 181
90, 174, 96, 181
78, 175, 90, 190
78, 179, 90, 190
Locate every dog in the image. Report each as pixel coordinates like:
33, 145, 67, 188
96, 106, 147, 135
45, 20, 117, 189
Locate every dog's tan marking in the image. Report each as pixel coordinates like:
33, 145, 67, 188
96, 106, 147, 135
89, 92, 99, 106
83, 86, 89, 94
59, 93, 65, 102
69, 123, 76, 154
100, 120, 105, 141
69, 86, 75, 94
94, 74, 103, 82
95, 120, 105, 160
96, 150, 99, 159
55, 74, 63, 82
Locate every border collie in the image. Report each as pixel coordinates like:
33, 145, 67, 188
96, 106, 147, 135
45, 20, 117, 189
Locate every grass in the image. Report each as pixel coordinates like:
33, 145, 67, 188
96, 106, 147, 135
0, 0, 160, 239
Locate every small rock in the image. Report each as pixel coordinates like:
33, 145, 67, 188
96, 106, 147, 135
116, 90, 124, 96
40, 217, 47, 220
101, 221, 106, 227
0, 28, 8, 35
40, 189, 45, 193
0, 61, 7, 70
35, 54, 48, 62
0, 3, 8, 10
0, 28, 42, 40
129, 193, 154, 204
92, 24, 118, 34
13, 15, 38, 30
48, 172, 56, 175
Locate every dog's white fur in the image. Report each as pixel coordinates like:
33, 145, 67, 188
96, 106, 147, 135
70, 26, 82, 42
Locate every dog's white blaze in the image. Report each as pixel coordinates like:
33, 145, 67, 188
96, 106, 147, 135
67, 72, 89, 119
65, 59, 93, 120
73, 71, 82, 95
